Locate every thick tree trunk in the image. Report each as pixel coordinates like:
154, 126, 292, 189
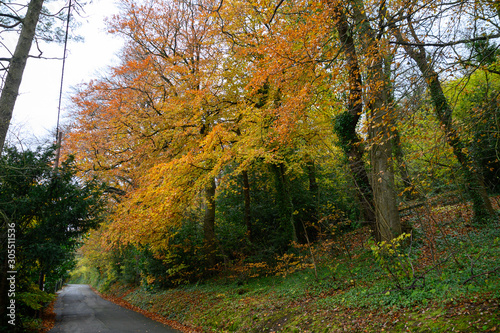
332, 7, 378, 239
0, 0, 45, 153
391, 23, 495, 221
203, 178, 217, 267
349, 0, 402, 241
370, 127, 402, 241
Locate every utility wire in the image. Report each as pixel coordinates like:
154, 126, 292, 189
56, 0, 72, 140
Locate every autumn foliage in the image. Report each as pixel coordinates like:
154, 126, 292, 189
65, 0, 500, 290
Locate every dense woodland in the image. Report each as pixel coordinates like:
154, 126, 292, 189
65, 0, 500, 285
2, 0, 500, 331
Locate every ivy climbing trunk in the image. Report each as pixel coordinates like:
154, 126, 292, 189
331, 6, 378, 239
0, 0, 45, 153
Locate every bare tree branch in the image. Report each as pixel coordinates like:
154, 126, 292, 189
390, 33, 500, 48
268, 0, 285, 25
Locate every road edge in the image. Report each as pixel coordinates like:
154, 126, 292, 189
89, 285, 204, 333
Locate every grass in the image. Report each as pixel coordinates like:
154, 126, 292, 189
107, 267, 500, 332
75, 200, 500, 332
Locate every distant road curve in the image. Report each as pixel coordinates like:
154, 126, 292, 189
49, 284, 181, 333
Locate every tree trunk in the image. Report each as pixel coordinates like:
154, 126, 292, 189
390, 22, 495, 221
38, 270, 45, 291
242, 170, 253, 242
281, 164, 297, 243
272, 163, 297, 245
349, 0, 402, 241
301, 158, 319, 243
307, 159, 319, 196
0, 0, 45, 153
331, 7, 378, 239
370, 128, 402, 241
203, 178, 217, 267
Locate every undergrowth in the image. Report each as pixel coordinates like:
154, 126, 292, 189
73, 205, 500, 332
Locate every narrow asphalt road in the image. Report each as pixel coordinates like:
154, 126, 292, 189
49, 284, 181, 333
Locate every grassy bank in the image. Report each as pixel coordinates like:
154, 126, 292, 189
96, 273, 500, 332
78, 213, 500, 332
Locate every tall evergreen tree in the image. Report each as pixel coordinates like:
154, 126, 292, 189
0, 145, 105, 330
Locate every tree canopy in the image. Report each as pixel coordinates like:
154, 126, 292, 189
63, 0, 500, 289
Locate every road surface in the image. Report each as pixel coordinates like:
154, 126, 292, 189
49, 284, 181, 333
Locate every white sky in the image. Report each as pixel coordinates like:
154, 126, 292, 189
8, 0, 123, 145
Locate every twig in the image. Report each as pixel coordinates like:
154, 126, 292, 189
463, 266, 500, 285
